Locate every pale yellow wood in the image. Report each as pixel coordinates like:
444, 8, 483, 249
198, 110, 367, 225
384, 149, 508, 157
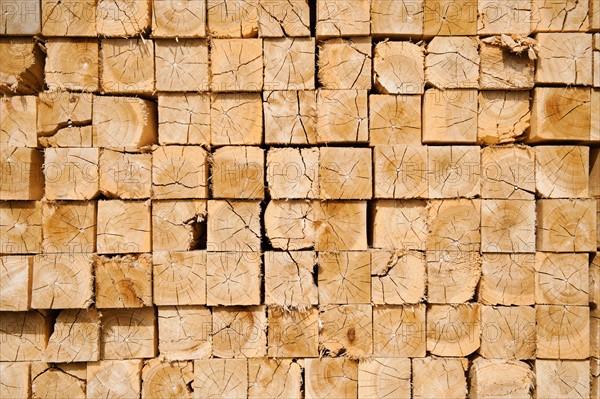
425, 36, 479, 89
96, 0, 151, 36
374, 145, 428, 198
0, 147, 43, 200
427, 304, 481, 356
0, 311, 49, 361
470, 359, 534, 398
99, 149, 152, 199
153, 146, 209, 199
158, 93, 210, 145
0, 362, 30, 399
264, 38, 315, 90
319, 147, 372, 199
315, 201, 367, 251
536, 33, 593, 85
31, 363, 86, 399
531, 0, 589, 32
211, 93, 263, 145
481, 145, 535, 199
32, 254, 94, 309
207, 200, 261, 251
44, 308, 101, 362
591, 254, 600, 357
316, 89, 368, 143
371, 0, 423, 37
478, 0, 532, 34
194, 359, 247, 399
535, 360, 590, 398
267, 307, 319, 357
593, 1, 600, 30
264, 200, 314, 250
426, 251, 481, 303
478, 91, 530, 145
258, 0, 310, 37
369, 95, 421, 145
267, 148, 319, 199
37, 91, 92, 137
316, 0, 370, 38
152, 0, 206, 37
207, 251, 261, 305
94, 253, 153, 308
153, 251, 206, 306
413, 357, 468, 399
211, 146, 265, 199
358, 359, 410, 399
593, 89, 600, 141
318, 38, 371, 90
158, 305, 211, 360
42, 201, 96, 253
152, 200, 207, 251
212, 306, 266, 358
142, 359, 193, 399
537, 305, 589, 359
480, 42, 535, 89
535, 253, 589, 305
319, 304, 372, 357
537, 199, 597, 252
373, 305, 426, 357
479, 306, 536, 359
0, 255, 32, 311
207, 0, 258, 37
101, 38, 154, 94
374, 41, 424, 94
479, 254, 535, 305
318, 251, 370, 304
248, 359, 302, 399
155, 39, 209, 91
0, 201, 42, 254
87, 360, 142, 399
530, 88, 591, 142
44, 148, 99, 200
592, 359, 600, 399
101, 307, 156, 359
96, 200, 151, 254
481, 199, 536, 253
211, 38, 263, 91
594, 51, 600, 87
93, 96, 157, 149
39, 126, 96, 148
428, 199, 480, 252
0, 38, 44, 94
263, 90, 317, 144
0, 95, 38, 147
1, 0, 40, 34
372, 200, 427, 251
305, 358, 358, 399
42, 0, 96, 36
535, 146, 589, 198
422, 89, 478, 144
264, 251, 317, 307
424, 0, 477, 36
45, 39, 99, 91
371, 250, 426, 304
428, 145, 480, 198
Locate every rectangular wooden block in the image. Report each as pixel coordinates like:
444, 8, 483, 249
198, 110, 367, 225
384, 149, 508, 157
31, 363, 86, 399
305, 358, 358, 399
428, 199, 480, 252
264, 37, 315, 90
427, 303, 481, 357
0, 38, 44, 95
481, 199, 536, 253
358, 358, 411, 399
87, 360, 142, 399
316, 0, 370, 38
535, 252, 589, 306
0, 311, 50, 361
264, 251, 318, 307
315, 201, 367, 251
318, 38, 371, 90
479, 253, 535, 305
158, 93, 210, 145
44, 308, 100, 362
42, 0, 96, 36
413, 357, 468, 399
537, 199, 597, 252
39, 126, 96, 148
212, 306, 266, 358
158, 305, 211, 360
593, 89, 600, 142
319, 147, 372, 199
531, 0, 589, 32
371, 251, 425, 305
0, 201, 41, 254
141, 359, 193, 398
318, 251, 370, 304
32, 253, 94, 309
479, 306, 536, 359
535, 145, 589, 198
481, 145, 535, 199
207, 200, 261, 252
258, 0, 309, 37
373, 304, 426, 357
374, 145, 427, 198
425, 36, 479, 89
319, 304, 372, 357
264, 200, 314, 250
153, 251, 206, 306
478, 91, 530, 145
531, 87, 591, 141
194, 359, 247, 399
153, 146, 208, 199
155, 39, 209, 91
207, 251, 261, 305
44, 147, 99, 200
535, 360, 590, 398
0, 147, 43, 200
99, 149, 152, 199
267, 306, 319, 357
211, 146, 265, 199
101, 307, 156, 359
0, 362, 30, 399
95, 253, 152, 308
210, 93, 263, 145
422, 89, 478, 144
97, 200, 151, 254
101, 38, 154, 94
211, 38, 263, 91
371, 0, 424, 37
0, 255, 32, 311
37, 91, 93, 137
249, 358, 302, 399
42, 201, 96, 253
478, 0, 532, 34
536, 305, 589, 359
317, 89, 368, 143
426, 251, 481, 303
428, 145, 480, 198
267, 148, 319, 199
0, 0, 41, 34
374, 41, 424, 94
0, 95, 38, 147
480, 42, 535, 89
536, 33, 593, 85
470, 359, 534, 397
369, 94, 422, 145
372, 200, 427, 251
152, 0, 206, 37
45, 38, 99, 91
96, 0, 151, 37
152, 200, 207, 251
423, 0, 477, 36
207, 0, 258, 38
264, 90, 317, 144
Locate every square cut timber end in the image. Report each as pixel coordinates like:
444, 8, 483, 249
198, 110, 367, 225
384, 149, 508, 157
267, 147, 319, 199
481, 145, 535, 199
0, 311, 50, 362
153, 250, 207, 306
44, 308, 101, 363
0, 38, 44, 95
0, 147, 43, 200
0, 362, 31, 399
212, 305, 267, 358
45, 38, 99, 92
319, 304, 373, 357
358, 358, 411, 399
207, 200, 262, 252
1, 0, 41, 35
413, 357, 468, 399
535, 33, 593, 86
248, 358, 303, 398
304, 358, 358, 399
426, 250, 481, 304
99, 149, 152, 199
372, 304, 427, 357
152, 146, 209, 199
258, 0, 310, 37
37, 91, 92, 138
155, 39, 209, 92
372, 199, 428, 251
536, 305, 589, 360
531, 0, 589, 32
425, 36, 479, 89
206, 251, 261, 306
152, 200, 207, 251
0, 255, 33, 311
423, 0, 478, 36
0, 201, 42, 254
478, 0, 532, 35
428, 145, 480, 199
42, 201, 96, 253
535, 252, 589, 306
211, 146, 265, 199
263, 90, 317, 144
371, 0, 424, 38
478, 91, 530, 145
95, 253, 153, 308
157, 305, 211, 360
152, 0, 206, 38
86, 360, 142, 399
211, 38, 263, 92
316, 89, 368, 143
426, 303, 481, 357
535, 145, 589, 198
374, 145, 428, 199
210, 93, 263, 145
422, 89, 478, 144
264, 200, 315, 251
479, 41, 535, 90
43, 147, 99, 200
478, 306, 536, 360
371, 250, 426, 305
319, 147, 372, 200
194, 359, 247, 399
101, 38, 154, 94
267, 306, 319, 358
316, 0, 370, 38
96, 200, 151, 254
141, 359, 193, 398
535, 360, 590, 399
31, 363, 87, 399
264, 251, 318, 307
207, 0, 259, 38
318, 38, 371, 90
96, 0, 151, 37
369, 94, 422, 146
264, 37, 315, 90
1, 95, 38, 147
158, 93, 210, 145
101, 307, 157, 360
318, 251, 371, 305
481, 199, 536, 253
469, 359, 534, 398
374, 41, 424, 94
479, 253, 535, 306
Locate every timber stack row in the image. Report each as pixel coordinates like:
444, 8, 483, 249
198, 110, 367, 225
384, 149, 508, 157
0, 0, 599, 398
